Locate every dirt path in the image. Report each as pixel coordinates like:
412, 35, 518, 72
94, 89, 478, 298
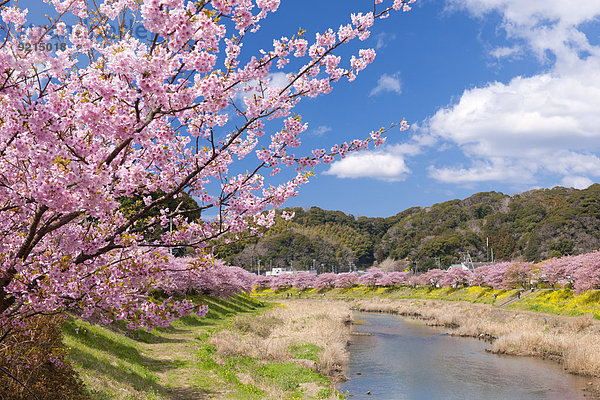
140, 326, 222, 399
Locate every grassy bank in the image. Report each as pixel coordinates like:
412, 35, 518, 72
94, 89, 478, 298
63, 295, 348, 399
254, 286, 600, 319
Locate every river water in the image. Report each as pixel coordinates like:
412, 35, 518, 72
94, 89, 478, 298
339, 312, 590, 400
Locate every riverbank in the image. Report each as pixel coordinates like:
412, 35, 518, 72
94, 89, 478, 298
63, 295, 350, 399
343, 311, 592, 400
254, 285, 600, 318
254, 286, 600, 397
354, 298, 600, 374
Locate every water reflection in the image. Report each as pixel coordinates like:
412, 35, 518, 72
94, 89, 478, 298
339, 313, 589, 400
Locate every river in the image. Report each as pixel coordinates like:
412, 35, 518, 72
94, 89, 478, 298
339, 312, 591, 400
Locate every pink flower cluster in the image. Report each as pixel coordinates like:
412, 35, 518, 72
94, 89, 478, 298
162, 257, 257, 298
0, 0, 415, 334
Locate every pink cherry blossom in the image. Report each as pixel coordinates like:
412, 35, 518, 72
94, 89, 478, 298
0, 0, 415, 337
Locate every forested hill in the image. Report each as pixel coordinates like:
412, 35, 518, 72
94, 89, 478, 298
217, 184, 600, 272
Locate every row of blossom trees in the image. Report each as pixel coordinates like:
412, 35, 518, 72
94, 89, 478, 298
162, 257, 256, 298
255, 250, 600, 294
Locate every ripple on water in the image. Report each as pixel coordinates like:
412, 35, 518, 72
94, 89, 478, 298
339, 312, 590, 400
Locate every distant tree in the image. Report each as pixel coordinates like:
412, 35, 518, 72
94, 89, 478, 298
315, 273, 338, 289
503, 262, 536, 289
490, 230, 516, 260
549, 239, 575, 258
418, 268, 446, 288
378, 271, 408, 287
358, 267, 385, 287
334, 272, 359, 288
572, 251, 600, 294
440, 267, 472, 288
293, 272, 316, 290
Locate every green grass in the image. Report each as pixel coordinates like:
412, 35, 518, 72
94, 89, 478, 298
64, 293, 340, 399
254, 286, 600, 319
254, 285, 511, 304
256, 362, 329, 392
513, 288, 600, 318
289, 344, 321, 362
64, 294, 270, 399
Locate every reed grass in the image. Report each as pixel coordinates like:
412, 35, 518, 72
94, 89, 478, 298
209, 299, 352, 399
354, 298, 600, 378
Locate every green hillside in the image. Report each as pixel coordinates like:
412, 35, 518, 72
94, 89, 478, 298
217, 184, 600, 272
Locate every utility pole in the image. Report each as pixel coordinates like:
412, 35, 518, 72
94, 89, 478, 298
486, 237, 489, 263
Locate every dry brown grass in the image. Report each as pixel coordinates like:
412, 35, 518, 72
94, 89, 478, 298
0, 315, 88, 400
210, 299, 352, 381
355, 298, 600, 377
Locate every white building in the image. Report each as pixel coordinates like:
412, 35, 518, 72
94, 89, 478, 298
265, 267, 293, 277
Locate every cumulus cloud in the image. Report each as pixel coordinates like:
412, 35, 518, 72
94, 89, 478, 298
370, 72, 402, 96
426, 0, 600, 185
490, 45, 522, 59
561, 176, 593, 190
311, 125, 332, 136
323, 132, 430, 182
428, 160, 536, 184
324, 152, 410, 182
374, 32, 397, 49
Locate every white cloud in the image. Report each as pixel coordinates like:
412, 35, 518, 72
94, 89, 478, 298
447, 0, 600, 66
323, 131, 430, 182
267, 72, 289, 91
490, 45, 522, 59
561, 176, 593, 190
428, 68, 600, 158
311, 125, 332, 136
324, 152, 410, 182
386, 132, 437, 156
428, 160, 536, 184
447, 0, 600, 28
426, 0, 600, 186
235, 72, 290, 104
369, 72, 402, 97
374, 32, 397, 49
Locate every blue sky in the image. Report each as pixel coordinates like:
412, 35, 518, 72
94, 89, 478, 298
247, 0, 600, 217
16, 0, 600, 218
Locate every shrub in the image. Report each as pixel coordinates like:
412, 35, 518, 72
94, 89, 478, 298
0, 315, 88, 400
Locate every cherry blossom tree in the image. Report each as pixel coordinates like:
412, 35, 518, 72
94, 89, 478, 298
292, 271, 315, 290
358, 267, 385, 287
334, 272, 359, 288
539, 257, 567, 289
418, 268, 445, 288
439, 266, 471, 288
503, 262, 536, 289
377, 270, 407, 287
572, 251, 600, 294
163, 257, 256, 298
270, 273, 295, 290
253, 274, 273, 290
0, 0, 415, 335
314, 272, 338, 289
472, 262, 510, 289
